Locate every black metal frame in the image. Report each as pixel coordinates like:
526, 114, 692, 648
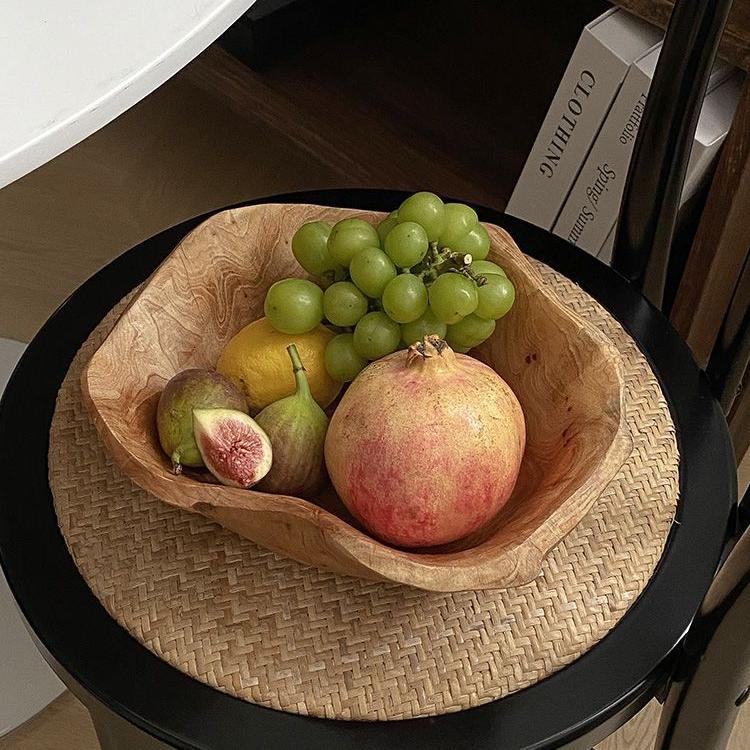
612, 1, 750, 745
656, 490, 750, 749
613, 0, 735, 309
0, 189, 737, 749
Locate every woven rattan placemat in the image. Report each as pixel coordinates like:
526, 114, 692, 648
50, 262, 678, 721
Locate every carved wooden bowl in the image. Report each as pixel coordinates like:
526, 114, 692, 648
82, 203, 631, 592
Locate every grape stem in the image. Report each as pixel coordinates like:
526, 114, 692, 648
415, 242, 487, 286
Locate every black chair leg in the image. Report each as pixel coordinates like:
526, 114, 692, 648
655, 514, 750, 749
612, 0, 734, 308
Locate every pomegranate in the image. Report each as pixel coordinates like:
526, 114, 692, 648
325, 336, 525, 548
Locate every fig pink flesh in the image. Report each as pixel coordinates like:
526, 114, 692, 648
196, 415, 266, 487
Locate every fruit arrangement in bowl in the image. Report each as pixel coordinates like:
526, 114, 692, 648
154, 193, 524, 549
82, 195, 631, 591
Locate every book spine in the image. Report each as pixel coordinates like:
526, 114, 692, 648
552, 58, 654, 255
562, 65, 741, 263
506, 22, 629, 230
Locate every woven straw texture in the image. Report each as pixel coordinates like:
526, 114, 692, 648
50, 263, 678, 721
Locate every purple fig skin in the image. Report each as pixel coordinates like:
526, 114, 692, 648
254, 344, 329, 498
157, 369, 247, 471
193, 408, 272, 488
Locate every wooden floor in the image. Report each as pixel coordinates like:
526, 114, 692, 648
0, 68, 341, 343
0, 690, 748, 749
0, 693, 94, 749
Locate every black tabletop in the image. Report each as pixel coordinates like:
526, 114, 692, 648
0, 190, 737, 750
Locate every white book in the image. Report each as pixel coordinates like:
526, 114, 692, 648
506, 8, 661, 230
682, 70, 743, 203
553, 47, 735, 256
597, 70, 743, 266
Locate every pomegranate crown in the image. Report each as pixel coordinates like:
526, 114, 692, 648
406, 335, 456, 367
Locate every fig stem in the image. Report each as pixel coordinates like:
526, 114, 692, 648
171, 451, 183, 475
286, 344, 311, 399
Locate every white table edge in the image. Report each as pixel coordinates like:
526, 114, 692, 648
0, 1, 254, 191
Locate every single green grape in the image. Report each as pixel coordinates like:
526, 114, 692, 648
377, 211, 399, 246
439, 203, 479, 248
470, 259, 506, 278
349, 246, 396, 298
400, 308, 447, 345
324, 333, 368, 382
475, 274, 516, 320
323, 281, 368, 327
398, 192, 445, 242
291, 221, 341, 278
451, 223, 490, 260
353, 312, 401, 360
384, 221, 429, 269
264, 278, 324, 334
446, 314, 496, 350
428, 273, 479, 324
381, 273, 428, 324
327, 218, 380, 266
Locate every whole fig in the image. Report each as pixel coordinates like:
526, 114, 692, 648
255, 344, 329, 497
157, 369, 247, 471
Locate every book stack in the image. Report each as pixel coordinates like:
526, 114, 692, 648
507, 8, 743, 265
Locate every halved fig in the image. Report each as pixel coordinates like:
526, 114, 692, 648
192, 408, 272, 488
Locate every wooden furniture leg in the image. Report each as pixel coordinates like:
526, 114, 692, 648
612, 0, 734, 309
670, 75, 750, 369
655, 509, 750, 749
729, 378, 750, 465
706, 237, 750, 459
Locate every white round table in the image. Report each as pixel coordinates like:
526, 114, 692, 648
0, 0, 254, 190
0, 2, 253, 734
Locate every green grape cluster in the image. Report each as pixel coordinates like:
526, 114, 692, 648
263, 192, 516, 382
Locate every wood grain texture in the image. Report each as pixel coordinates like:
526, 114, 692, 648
613, 0, 750, 70
184, 47, 482, 203
598, 698, 750, 749
183, 2, 607, 210
669, 75, 750, 368
739, 445, 750, 496
598, 700, 663, 749
729, 370, 750, 462
81, 203, 630, 592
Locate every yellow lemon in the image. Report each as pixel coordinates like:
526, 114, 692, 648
217, 317, 341, 412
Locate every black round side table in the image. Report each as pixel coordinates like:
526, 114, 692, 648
0, 190, 736, 750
